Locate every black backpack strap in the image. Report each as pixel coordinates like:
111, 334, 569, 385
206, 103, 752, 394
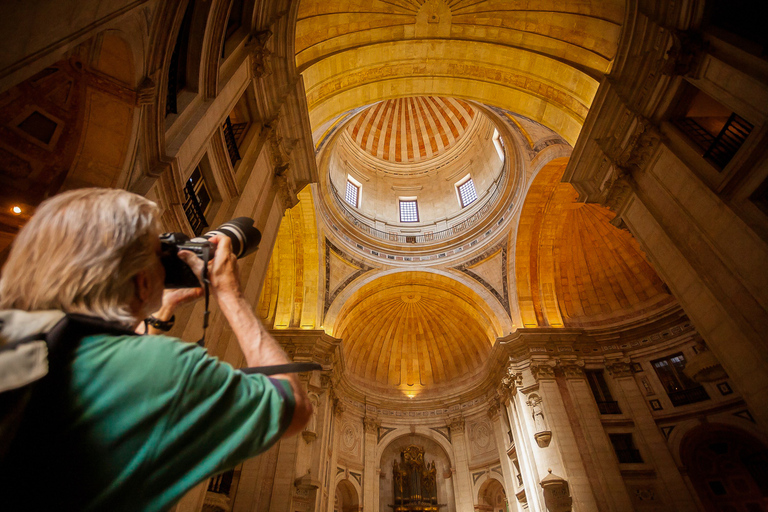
240, 362, 322, 376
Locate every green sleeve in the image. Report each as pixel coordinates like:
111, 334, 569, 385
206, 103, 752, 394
137, 341, 296, 509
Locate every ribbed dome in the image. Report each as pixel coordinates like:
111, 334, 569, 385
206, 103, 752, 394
345, 96, 475, 163
334, 272, 496, 395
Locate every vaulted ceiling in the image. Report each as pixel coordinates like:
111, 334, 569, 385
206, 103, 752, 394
296, 0, 625, 144
259, 0, 679, 399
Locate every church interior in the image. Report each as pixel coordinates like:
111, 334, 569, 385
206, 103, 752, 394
1, 1, 767, 511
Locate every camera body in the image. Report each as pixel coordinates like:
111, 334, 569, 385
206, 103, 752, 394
160, 217, 261, 288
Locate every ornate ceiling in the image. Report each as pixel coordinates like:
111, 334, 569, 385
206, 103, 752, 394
257, 0, 680, 399
333, 271, 498, 397
296, 0, 624, 144
345, 96, 476, 163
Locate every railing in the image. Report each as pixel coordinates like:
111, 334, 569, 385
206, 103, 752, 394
208, 469, 234, 495
222, 116, 242, 167
328, 171, 506, 245
668, 385, 710, 407
614, 449, 643, 464
596, 400, 622, 415
674, 113, 753, 170
183, 182, 208, 236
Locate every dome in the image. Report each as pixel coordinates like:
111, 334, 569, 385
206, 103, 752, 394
333, 272, 499, 398
345, 96, 476, 164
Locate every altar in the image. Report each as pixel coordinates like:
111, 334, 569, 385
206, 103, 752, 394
389, 445, 446, 512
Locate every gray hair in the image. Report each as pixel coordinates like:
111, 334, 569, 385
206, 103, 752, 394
0, 188, 161, 324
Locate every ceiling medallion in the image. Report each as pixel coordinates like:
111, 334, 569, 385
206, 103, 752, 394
401, 293, 422, 304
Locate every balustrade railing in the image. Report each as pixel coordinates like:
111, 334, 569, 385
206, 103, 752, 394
328, 171, 506, 245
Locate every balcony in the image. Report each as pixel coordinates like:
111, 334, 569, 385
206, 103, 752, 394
596, 400, 622, 415
614, 448, 643, 464
668, 385, 710, 407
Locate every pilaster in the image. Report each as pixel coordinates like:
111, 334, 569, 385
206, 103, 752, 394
362, 415, 379, 512
448, 416, 474, 512
605, 359, 699, 511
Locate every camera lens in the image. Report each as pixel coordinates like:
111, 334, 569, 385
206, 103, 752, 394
191, 217, 261, 258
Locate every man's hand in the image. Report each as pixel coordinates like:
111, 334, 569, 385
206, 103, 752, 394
178, 234, 312, 438
136, 288, 203, 335
177, 235, 242, 301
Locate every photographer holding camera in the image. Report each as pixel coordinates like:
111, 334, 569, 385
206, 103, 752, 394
0, 188, 313, 511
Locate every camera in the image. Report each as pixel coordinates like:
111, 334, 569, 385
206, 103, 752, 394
160, 217, 262, 288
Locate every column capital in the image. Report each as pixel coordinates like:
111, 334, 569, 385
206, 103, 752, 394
449, 416, 465, 434
559, 360, 586, 379
487, 397, 501, 419
363, 415, 379, 434
605, 360, 633, 378
530, 361, 556, 382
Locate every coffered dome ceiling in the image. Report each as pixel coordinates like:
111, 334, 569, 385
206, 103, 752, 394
345, 96, 476, 163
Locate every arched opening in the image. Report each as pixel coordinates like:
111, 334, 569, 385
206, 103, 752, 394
379, 433, 456, 512
477, 477, 507, 512
680, 425, 768, 511
334, 479, 360, 512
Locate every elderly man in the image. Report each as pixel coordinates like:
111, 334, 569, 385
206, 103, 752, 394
0, 188, 312, 511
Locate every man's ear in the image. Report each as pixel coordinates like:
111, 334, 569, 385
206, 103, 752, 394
134, 269, 151, 303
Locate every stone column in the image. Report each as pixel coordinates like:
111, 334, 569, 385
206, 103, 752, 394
362, 415, 379, 512
449, 416, 475, 512
268, 434, 302, 512
325, 398, 344, 512
506, 372, 544, 511
524, 361, 599, 511
605, 360, 698, 512
488, 398, 522, 512
560, 363, 632, 511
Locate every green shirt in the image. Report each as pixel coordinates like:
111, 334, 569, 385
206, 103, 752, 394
3, 332, 294, 511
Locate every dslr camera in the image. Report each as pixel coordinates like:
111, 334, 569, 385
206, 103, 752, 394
160, 217, 262, 288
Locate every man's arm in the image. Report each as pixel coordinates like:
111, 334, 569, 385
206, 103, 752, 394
178, 236, 312, 437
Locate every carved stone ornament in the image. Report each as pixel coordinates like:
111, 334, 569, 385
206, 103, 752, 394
245, 29, 273, 78
530, 362, 556, 382
661, 29, 708, 77
534, 431, 553, 448
333, 398, 345, 417
606, 361, 633, 378
560, 362, 585, 379
527, 393, 551, 446
540, 469, 572, 512
136, 70, 160, 106
363, 416, 379, 434
487, 397, 501, 419
449, 416, 465, 434
302, 430, 317, 444
500, 365, 524, 395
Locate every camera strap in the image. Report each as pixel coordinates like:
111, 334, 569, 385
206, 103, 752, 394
192, 244, 321, 375
196, 244, 211, 347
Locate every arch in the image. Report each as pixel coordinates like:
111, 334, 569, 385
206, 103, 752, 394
679, 423, 768, 512
333, 478, 360, 512
323, 267, 511, 337
378, 430, 456, 512
476, 475, 507, 511
294, 1, 626, 144
376, 427, 455, 467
